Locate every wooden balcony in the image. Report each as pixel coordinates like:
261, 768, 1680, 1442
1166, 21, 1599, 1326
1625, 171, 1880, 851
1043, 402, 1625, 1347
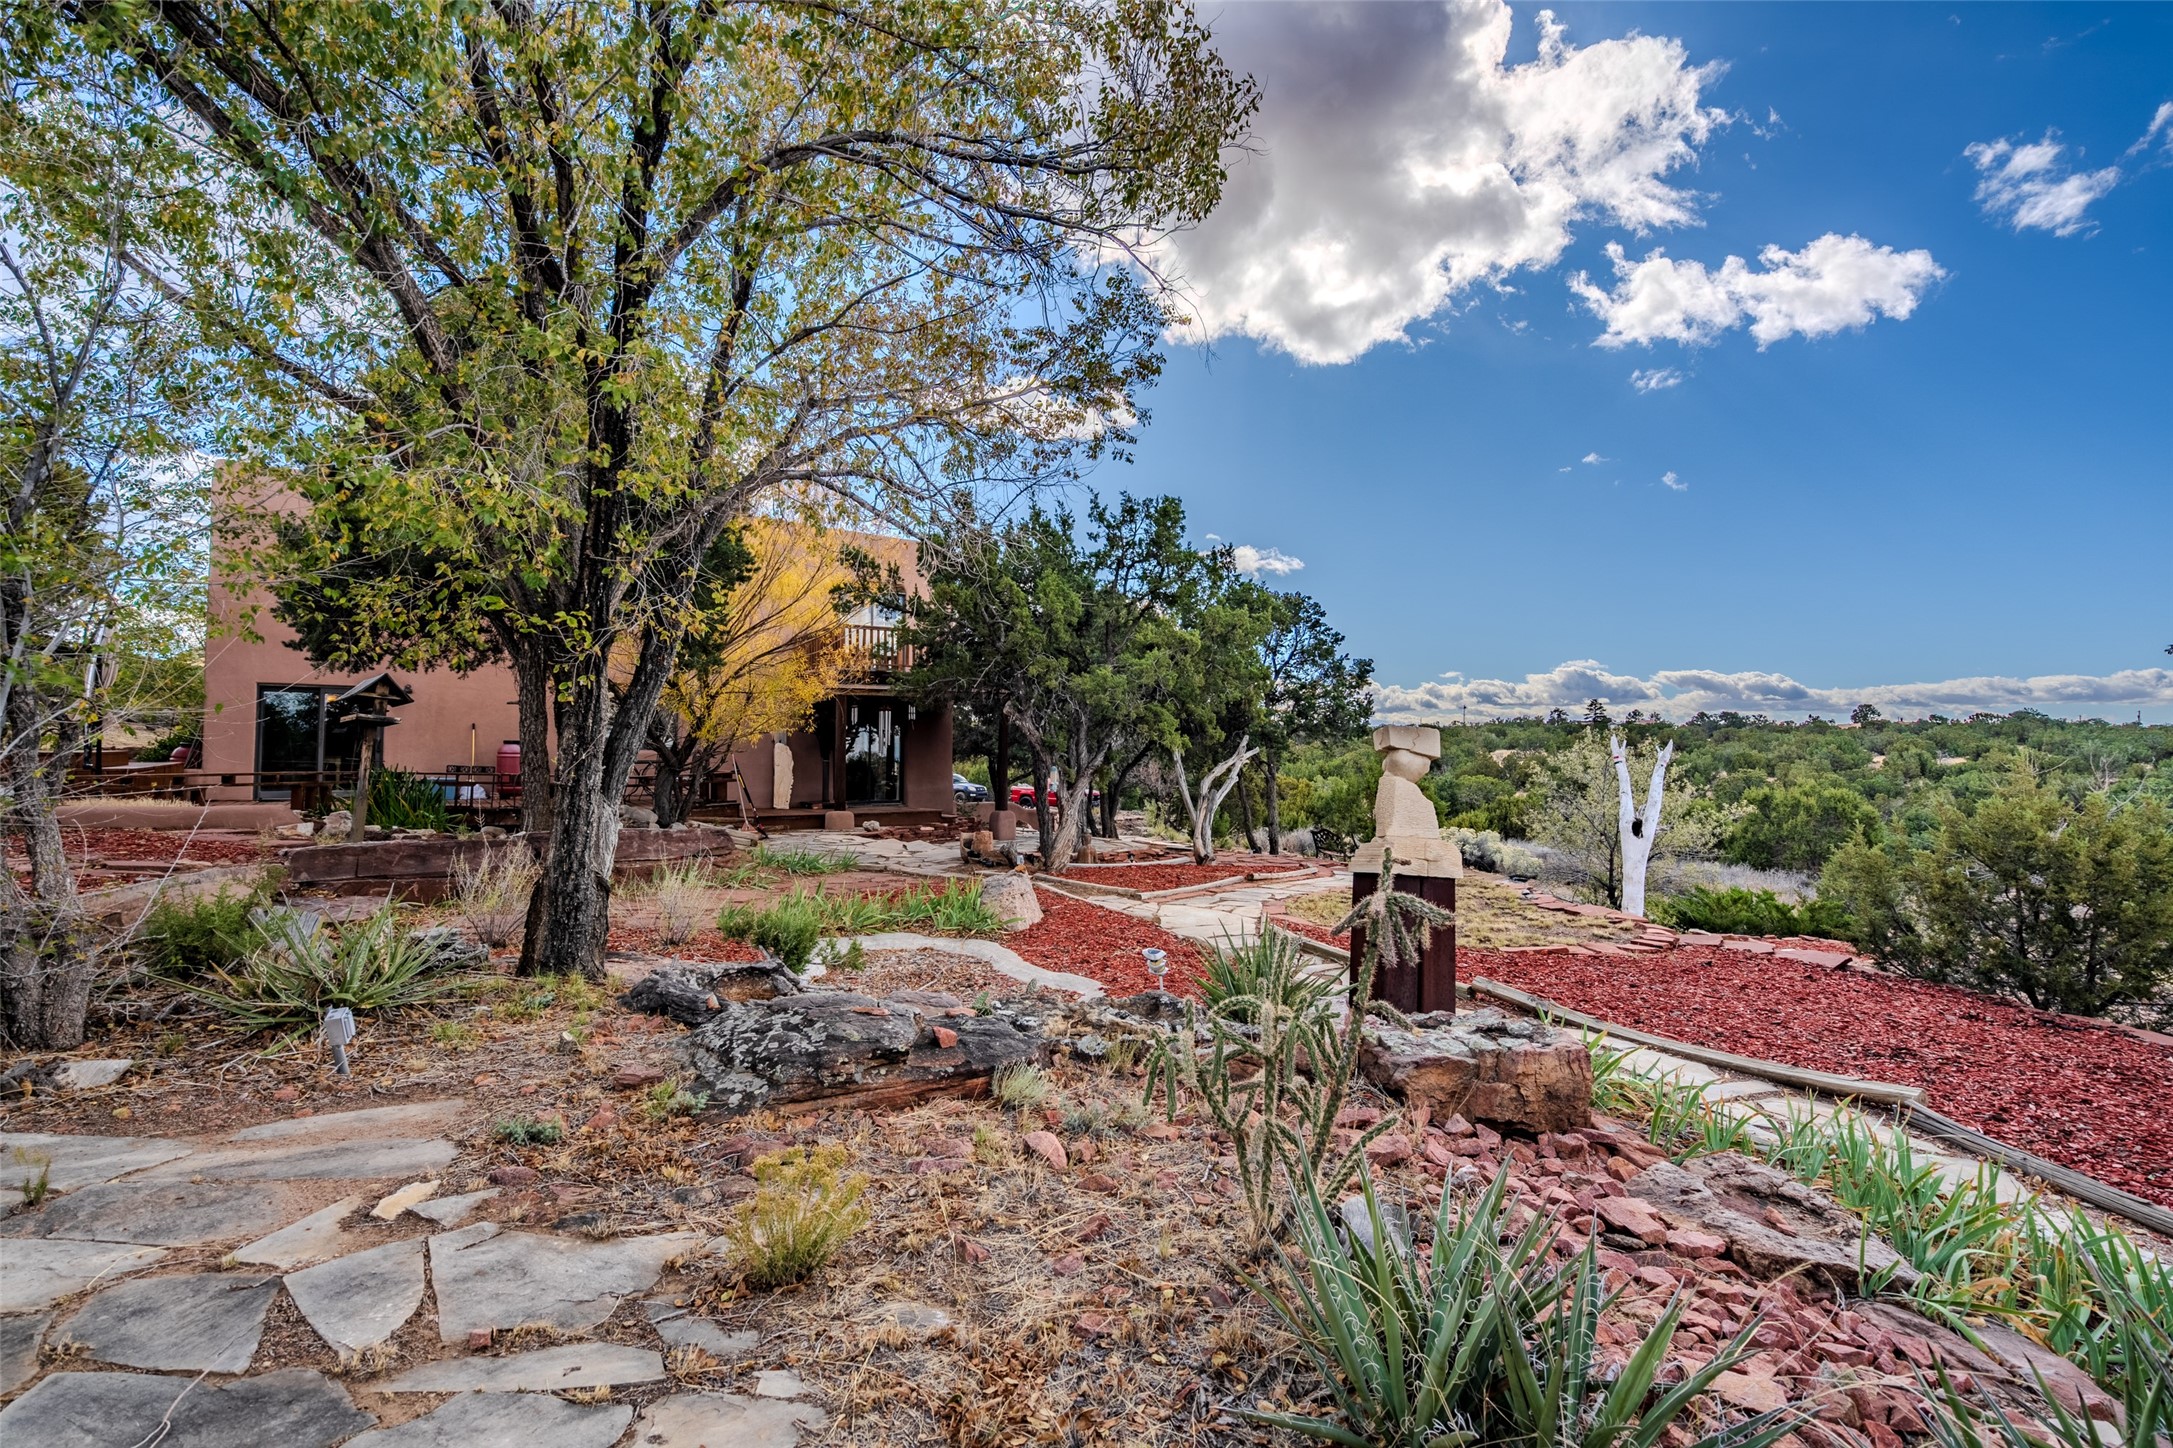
840, 623, 916, 680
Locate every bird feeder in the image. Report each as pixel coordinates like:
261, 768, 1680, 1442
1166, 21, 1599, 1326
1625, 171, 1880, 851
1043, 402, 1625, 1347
331, 672, 414, 843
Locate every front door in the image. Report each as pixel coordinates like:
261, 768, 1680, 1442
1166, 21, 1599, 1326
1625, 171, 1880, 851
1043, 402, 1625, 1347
844, 701, 904, 805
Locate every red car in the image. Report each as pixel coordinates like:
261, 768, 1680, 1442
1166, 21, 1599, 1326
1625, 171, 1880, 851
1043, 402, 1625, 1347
1008, 783, 1099, 808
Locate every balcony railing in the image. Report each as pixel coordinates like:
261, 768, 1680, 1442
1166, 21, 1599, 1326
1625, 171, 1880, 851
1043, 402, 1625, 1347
840, 623, 916, 678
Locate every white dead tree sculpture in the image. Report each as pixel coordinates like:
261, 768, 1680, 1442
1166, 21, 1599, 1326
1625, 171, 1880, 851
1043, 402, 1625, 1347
1172, 734, 1257, 864
1611, 730, 1675, 918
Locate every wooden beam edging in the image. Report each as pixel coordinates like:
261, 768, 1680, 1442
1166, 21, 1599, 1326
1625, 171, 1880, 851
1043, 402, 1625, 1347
1899, 1103, 2173, 1239
1467, 977, 1925, 1106
1472, 977, 2173, 1240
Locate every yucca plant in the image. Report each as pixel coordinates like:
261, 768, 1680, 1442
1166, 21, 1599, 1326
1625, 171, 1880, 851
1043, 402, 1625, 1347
367, 765, 453, 831
1251, 1171, 1801, 1448
187, 905, 473, 1036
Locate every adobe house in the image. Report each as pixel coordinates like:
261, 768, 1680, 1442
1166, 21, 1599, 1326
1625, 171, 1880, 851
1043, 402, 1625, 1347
199, 491, 955, 829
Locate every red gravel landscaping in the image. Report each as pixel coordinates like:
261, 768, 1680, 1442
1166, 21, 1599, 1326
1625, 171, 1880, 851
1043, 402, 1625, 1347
1466, 944, 2173, 1209
1057, 861, 1252, 893
1008, 893, 1208, 997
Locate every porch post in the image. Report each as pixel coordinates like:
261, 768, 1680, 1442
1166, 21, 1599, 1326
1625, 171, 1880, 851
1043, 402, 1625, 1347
989, 704, 1016, 840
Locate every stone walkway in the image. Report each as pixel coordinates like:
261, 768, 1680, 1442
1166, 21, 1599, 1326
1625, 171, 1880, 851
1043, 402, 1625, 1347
0, 1100, 823, 1446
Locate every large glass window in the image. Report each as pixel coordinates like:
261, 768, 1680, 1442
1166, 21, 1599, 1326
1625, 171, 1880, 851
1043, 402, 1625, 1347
254, 686, 360, 799
843, 701, 903, 805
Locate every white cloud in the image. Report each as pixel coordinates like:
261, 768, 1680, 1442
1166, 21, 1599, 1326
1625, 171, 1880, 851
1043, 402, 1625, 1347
1150, 2, 1729, 364
1581, 451, 1607, 464
1661, 470, 1685, 490
1571, 233, 1945, 348
1966, 132, 2121, 236
1229, 544, 1305, 577
2130, 101, 2173, 157
1374, 660, 2173, 723
1629, 366, 1682, 392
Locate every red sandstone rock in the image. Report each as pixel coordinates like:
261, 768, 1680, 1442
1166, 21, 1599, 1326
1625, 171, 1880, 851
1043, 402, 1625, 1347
1022, 1130, 1068, 1170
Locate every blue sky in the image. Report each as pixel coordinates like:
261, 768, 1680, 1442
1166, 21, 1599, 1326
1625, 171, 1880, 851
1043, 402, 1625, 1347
1105, 2, 2173, 722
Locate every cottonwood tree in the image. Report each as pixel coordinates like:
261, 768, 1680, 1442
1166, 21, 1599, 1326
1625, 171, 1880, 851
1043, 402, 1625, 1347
644, 519, 844, 828
1, 86, 208, 1046
46, 0, 1253, 977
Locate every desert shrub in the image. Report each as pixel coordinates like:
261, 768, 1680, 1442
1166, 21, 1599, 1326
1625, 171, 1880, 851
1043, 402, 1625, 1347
1817, 776, 2173, 1020
1256, 1172, 1795, 1448
644, 861, 713, 947
1446, 826, 1543, 878
1724, 781, 1879, 873
450, 847, 538, 948
641, 1081, 710, 1120
723, 1144, 869, 1289
186, 905, 476, 1035
368, 766, 453, 831
990, 1061, 1051, 1111
491, 1114, 565, 1146
136, 876, 276, 978
716, 892, 826, 974
1649, 886, 1852, 938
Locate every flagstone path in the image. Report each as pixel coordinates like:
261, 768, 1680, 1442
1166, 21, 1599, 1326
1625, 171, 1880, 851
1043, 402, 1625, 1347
0, 1099, 826, 1447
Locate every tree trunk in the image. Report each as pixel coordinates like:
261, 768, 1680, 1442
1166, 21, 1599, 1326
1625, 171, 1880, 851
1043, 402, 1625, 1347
1, 683, 89, 1049
651, 756, 686, 829
1264, 753, 1282, 854
1181, 735, 1256, 864
509, 646, 557, 840
1042, 746, 1111, 873
520, 619, 683, 980
1611, 732, 1674, 918
1027, 744, 1055, 864
1234, 765, 1261, 851
1105, 740, 1152, 843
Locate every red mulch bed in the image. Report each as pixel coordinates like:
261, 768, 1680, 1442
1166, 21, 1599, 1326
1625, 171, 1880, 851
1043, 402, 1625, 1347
605, 927, 765, 963
1058, 861, 1251, 893
1273, 915, 1347, 947
1466, 944, 2173, 1209
1008, 893, 1207, 998
6, 827, 272, 869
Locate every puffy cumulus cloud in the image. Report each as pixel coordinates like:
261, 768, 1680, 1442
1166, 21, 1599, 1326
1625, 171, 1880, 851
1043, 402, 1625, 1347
1151, 1, 1728, 365
1229, 543, 1305, 577
1581, 451, 1607, 464
1966, 133, 2121, 236
1629, 366, 1682, 392
1571, 233, 1944, 348
1374, 661, 2173, 723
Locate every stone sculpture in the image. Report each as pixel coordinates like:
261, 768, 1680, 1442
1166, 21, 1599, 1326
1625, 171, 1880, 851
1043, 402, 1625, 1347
1350, 724, 1461, 880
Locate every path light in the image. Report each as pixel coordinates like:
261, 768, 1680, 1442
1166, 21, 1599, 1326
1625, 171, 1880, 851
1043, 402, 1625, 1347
1142, 948, 1168, 987
322, 1007, 357, 1077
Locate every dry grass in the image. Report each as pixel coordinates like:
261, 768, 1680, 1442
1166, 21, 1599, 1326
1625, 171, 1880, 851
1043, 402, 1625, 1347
1284, 877, 1646, 950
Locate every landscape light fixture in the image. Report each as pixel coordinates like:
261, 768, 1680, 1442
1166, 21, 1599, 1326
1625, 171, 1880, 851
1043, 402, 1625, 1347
322, 1007, 357, 1076
1142, 948, 1168, 987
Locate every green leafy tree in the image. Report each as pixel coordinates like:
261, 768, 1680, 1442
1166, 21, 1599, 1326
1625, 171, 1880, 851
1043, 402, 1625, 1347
904, 493, 1227, 871
2, 84, 209, 1047
44, 0, 1254, 977
1725, 780, 1879, 873
1253, 590, 1371, 854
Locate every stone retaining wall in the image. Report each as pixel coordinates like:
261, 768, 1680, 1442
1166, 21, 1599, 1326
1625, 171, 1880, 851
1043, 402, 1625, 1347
280, 826, 735, 901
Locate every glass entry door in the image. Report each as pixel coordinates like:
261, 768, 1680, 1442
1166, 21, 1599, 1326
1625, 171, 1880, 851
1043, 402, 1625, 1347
843, 701, 903, 805
255, 686, 361, 799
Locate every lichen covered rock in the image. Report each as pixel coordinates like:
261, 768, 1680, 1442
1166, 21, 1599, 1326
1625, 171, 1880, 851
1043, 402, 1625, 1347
1359, 1007, 1592, 1134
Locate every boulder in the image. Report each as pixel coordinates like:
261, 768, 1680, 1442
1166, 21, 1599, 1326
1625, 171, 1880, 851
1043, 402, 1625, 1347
683, 991, 1046, 1113
1359, 1008, 1592, 1134
619, 959, 801, 1026
979, 874, 1042, 932
618, 804, 659, 829
1625, 1153, 1918, 1294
